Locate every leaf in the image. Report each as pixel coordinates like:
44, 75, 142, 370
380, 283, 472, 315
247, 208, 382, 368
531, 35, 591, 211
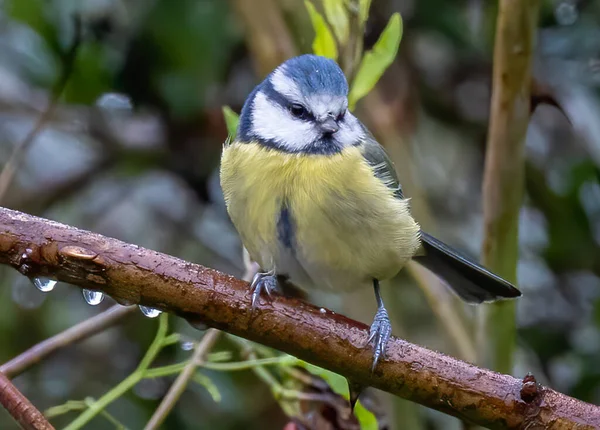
354, 401, 378, 430
348, 12, 403, 109
222, 106, 240, 137
298, 361, 378, 430
298, 361, 348, 397
358, 0, 373, 26
323, 0, 349, 44
304, 1, 338, 60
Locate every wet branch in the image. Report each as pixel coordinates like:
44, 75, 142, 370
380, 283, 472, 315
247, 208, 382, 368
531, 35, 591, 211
0, 207, 599, 429
0, 371, 55, 430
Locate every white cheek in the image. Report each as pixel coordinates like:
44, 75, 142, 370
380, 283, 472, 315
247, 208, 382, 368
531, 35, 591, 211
335, 113, 364, 146
251, 92, 320, 151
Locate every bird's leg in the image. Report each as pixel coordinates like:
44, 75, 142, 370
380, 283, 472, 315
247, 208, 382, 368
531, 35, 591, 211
250, 269, 279, 308
367, 279, 391, 371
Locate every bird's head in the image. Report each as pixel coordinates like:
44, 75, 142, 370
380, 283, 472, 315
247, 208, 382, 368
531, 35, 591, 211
238, 54, 365, 154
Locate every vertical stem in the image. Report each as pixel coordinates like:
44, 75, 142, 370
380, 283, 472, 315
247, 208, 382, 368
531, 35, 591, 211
64, 313, 169, 430
478, 0, 540, 373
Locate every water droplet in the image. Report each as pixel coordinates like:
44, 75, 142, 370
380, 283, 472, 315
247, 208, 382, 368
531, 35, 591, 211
319, 308, 326, 314
180, 341, 194, 351
31, 277, 57, 292
96, 93, 133, 111
82, 289, 104, 306
139, 305, 161, 318
555, 2, 578, 26
187, 319, 208, 331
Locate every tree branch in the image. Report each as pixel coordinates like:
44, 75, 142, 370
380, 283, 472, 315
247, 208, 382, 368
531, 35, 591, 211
0, 15, 82, 203
0, 371, 54, 430
0, 207, 599, 429
1, 305, 136, 379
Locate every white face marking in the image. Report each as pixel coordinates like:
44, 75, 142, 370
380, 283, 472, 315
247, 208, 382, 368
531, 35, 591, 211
250, 72, 365, 152
271, 67, 303, 102
251, 91, 320, 151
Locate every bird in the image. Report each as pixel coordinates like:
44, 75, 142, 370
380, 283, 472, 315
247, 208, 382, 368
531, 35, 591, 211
219, 54, 521, 369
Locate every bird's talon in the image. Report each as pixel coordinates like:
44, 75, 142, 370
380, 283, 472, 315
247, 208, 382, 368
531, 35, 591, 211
368, 306, 392, 371
250, 271, 278, 308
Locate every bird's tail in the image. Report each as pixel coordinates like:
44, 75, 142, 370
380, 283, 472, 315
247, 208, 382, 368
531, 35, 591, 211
413, 231, 522, 304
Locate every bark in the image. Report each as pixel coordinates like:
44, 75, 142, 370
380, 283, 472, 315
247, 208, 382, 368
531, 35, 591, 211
0, 371, 54, 430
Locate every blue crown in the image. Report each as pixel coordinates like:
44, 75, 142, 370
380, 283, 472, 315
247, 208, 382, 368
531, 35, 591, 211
278, 54, 348, 97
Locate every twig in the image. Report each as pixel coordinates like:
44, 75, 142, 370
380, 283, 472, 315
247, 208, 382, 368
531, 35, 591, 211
408, 264, 476, 363
64, 313, 169, 430
0, 208, 599, 428
232, 0, 297, 76
478, 1, 540, 373
144, 249, 258, 429
1, 305, 136, 378
143, 328, 220, 430
0, 371, 55, 430
0, 15, 83, 203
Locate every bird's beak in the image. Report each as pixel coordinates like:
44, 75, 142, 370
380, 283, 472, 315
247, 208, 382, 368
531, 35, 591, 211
318, 117, 339, 135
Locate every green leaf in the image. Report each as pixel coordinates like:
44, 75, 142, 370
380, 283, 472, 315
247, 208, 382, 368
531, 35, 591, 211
304, 1, 338, 60
355, 401, 378, 430
298, 361, 348, 397
348, 12, 403, 109
298, 361, 378, 430
222, 106, 240, 137
323, 0, 349, 44
358, 0, 373, 25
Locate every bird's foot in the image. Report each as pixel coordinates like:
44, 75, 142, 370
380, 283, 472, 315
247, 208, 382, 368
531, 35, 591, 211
250, 270, 278, 308
367, 306, 391, 371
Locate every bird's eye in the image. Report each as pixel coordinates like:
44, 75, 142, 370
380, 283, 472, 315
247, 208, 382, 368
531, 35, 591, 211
336, 110, 346, 122
290, 104, 308, 119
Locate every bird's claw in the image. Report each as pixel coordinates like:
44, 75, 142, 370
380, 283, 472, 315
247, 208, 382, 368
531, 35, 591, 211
368, 306, 391, 372
250, 270, 278, 308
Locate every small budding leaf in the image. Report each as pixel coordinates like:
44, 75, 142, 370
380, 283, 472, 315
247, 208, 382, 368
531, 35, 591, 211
348, 12, 403, 109
323, 0, 349, 44
305, 0, 338, 60
358, 0, 373, 26
298, 361, 378, 430
222, 106, 240, 138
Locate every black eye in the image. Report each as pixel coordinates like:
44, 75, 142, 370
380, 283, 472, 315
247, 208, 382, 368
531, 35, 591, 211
290, 103, 308, 119
336, 110, 346, 122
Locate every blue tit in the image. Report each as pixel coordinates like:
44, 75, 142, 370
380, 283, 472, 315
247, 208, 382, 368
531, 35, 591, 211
220, 54, 521, 368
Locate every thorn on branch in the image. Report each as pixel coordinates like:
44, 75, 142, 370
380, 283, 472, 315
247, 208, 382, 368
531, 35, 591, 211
520, 372, 540, 404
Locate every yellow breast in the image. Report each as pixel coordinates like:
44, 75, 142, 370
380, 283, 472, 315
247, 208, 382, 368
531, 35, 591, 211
220, 141, 420, 291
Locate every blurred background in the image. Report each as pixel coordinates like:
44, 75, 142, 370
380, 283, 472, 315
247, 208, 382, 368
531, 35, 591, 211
0, 0, 599, 429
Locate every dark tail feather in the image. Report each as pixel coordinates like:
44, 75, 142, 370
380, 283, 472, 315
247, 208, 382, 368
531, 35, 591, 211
413, 231, 522, 304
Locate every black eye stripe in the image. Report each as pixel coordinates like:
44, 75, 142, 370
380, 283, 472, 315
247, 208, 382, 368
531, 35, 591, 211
289, 103, 314, 120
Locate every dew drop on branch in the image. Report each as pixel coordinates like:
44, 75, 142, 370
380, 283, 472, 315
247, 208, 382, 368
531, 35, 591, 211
82, 289, 104, 306
180, 341, 194, 351
139, 305, 162, 318
30, 277, 57, 292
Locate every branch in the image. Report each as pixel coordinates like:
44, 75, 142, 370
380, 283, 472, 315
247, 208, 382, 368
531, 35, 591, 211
478, 1, 540, 373
0, 371, 55, 430
143, 329, 220, 430
0, 207, 599, 429
0, 15, 82, 202
1, 305, 136, 379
